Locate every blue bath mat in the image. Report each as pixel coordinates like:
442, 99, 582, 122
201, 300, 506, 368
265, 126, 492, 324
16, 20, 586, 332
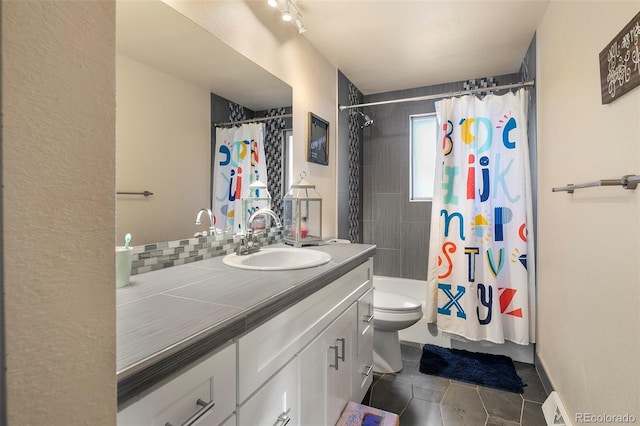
419, 344, 524, 393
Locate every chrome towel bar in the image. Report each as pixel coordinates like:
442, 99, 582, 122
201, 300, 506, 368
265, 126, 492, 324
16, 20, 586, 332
552, 175, 639, 193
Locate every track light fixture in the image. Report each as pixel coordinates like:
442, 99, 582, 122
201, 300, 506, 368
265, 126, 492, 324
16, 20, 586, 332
296, 14, 306, 33
267, 0, 305, 33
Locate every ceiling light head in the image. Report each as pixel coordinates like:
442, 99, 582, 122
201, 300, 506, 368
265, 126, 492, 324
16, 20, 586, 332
296, 15, 306, 33
267, 0, 278, 7
282, 2, 292, 21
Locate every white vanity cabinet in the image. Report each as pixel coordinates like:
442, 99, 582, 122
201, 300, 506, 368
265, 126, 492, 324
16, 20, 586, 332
117, 342, 236, 426
238, 258, 373, 426
118, 255, 374, 426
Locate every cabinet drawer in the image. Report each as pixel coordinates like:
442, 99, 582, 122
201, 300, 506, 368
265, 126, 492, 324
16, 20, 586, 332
238, 357, 299, 426
118, 343, 236, 426
238, 259, 372, 402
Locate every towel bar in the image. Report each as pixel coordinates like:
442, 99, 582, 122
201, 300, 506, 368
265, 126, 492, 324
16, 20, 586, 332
552, 175, 639, 193
117, 191, 154, 197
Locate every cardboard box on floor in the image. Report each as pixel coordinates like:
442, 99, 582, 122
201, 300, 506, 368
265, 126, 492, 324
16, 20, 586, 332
336, 401, 400, 426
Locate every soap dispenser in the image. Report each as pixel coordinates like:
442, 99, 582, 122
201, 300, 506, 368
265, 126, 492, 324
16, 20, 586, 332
282, 172, 322, 247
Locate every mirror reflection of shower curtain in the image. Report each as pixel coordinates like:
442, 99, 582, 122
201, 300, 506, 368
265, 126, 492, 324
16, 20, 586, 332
426, 88, 536, 345
213, 123, 267, 234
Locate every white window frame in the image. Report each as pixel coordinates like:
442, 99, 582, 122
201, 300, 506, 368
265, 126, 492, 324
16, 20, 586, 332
409, 113, 437, 202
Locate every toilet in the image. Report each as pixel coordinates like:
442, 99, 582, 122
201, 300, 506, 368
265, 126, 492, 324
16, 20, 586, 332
373, 290, 424, 373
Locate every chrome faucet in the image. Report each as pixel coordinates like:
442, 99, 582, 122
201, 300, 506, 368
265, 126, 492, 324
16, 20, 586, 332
194, 208, 216, 237
236, 208, 282, 255
248, 208, 282, 230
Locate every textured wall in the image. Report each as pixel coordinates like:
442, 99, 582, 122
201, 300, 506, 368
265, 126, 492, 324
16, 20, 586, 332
536, 1, 640, 417
2, 1, 116, 424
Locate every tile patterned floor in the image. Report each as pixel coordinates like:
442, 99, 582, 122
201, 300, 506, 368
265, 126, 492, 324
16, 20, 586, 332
363, 342, 549, 426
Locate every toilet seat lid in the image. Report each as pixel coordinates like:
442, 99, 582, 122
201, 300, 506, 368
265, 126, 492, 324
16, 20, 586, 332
374, 290, 422, 312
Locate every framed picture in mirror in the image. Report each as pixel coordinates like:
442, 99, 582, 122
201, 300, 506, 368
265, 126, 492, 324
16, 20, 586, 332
308, 112, 329, 165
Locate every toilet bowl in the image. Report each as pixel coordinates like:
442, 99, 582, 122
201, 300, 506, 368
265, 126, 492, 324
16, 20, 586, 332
373, 290, 423, 373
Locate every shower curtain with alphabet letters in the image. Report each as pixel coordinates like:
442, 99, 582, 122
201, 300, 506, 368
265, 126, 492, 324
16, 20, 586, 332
213, 123, 267, 234
426, 89, 535, 344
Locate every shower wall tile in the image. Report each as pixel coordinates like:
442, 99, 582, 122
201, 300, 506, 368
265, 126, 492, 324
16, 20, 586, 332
362, 220, 373, 244
372, 193, 401, 250
372, 161, 403, 195
337, 189, 349, 239
362, 166, 373, 221
401, 222, 430, 280
369, 134, 408, 167
362, 127, 375, 167
374, 248, 401, 277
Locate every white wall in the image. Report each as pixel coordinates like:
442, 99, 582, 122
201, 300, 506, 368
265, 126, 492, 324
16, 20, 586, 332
2, 1, 116, 424
537, 1, 640, 417
163, 0, 340, 239
116, 54, 211, 245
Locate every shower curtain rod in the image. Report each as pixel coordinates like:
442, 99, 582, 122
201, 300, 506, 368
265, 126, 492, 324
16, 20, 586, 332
213, 113, 292, 127
338, 80, 535, 111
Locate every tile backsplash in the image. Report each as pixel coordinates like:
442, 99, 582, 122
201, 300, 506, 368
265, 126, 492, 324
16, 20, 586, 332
130, 229, 283, 275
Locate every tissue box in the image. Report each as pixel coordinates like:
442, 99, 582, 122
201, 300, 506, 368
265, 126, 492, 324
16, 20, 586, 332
336, 401, 399, 426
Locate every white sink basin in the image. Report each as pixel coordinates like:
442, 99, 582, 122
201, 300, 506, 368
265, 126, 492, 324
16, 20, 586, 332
222, 247, 331, 271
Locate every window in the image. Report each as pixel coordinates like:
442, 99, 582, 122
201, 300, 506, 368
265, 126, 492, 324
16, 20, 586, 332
410, 113, 437, 201
282, 129, 294, 193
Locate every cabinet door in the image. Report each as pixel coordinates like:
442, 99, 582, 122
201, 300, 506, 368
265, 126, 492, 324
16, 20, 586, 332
118, 343, 236, 426
352, 287, 374, 403
298, 331, 328, 426
326, 303, 357, 426
299, 303, 357, 426
237, 357, 299, 426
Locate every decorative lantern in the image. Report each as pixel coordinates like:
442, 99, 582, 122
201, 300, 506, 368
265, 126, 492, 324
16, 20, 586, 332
283, 172, 322, 247
241, 180, 271, 233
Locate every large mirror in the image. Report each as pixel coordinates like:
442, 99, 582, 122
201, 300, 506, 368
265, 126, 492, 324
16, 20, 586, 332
115, 0, 292, 246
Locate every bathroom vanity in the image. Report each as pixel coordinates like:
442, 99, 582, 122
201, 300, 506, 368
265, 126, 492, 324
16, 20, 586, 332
116, 242, 375, 426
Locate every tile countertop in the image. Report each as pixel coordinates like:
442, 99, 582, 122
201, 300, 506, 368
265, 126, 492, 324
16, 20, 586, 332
116, 242, 376, 406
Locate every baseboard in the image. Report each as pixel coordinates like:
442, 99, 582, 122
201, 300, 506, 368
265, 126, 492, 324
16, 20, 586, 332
534, 351, 554, 395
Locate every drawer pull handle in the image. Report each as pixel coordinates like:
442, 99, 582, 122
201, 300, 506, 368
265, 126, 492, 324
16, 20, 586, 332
362, 365, 374, 377
165, 398, 215, 426
363, 314, 374, 323
329, 345, 339, 370
336, 338, 346, 362
277, 409, 292, 426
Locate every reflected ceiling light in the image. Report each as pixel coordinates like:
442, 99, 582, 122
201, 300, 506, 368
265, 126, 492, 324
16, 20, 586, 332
282, 2, 292, 21
267, 0, 278, 7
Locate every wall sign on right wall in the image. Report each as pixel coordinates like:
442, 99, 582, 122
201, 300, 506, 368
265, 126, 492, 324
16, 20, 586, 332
599, 11, 640, 104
